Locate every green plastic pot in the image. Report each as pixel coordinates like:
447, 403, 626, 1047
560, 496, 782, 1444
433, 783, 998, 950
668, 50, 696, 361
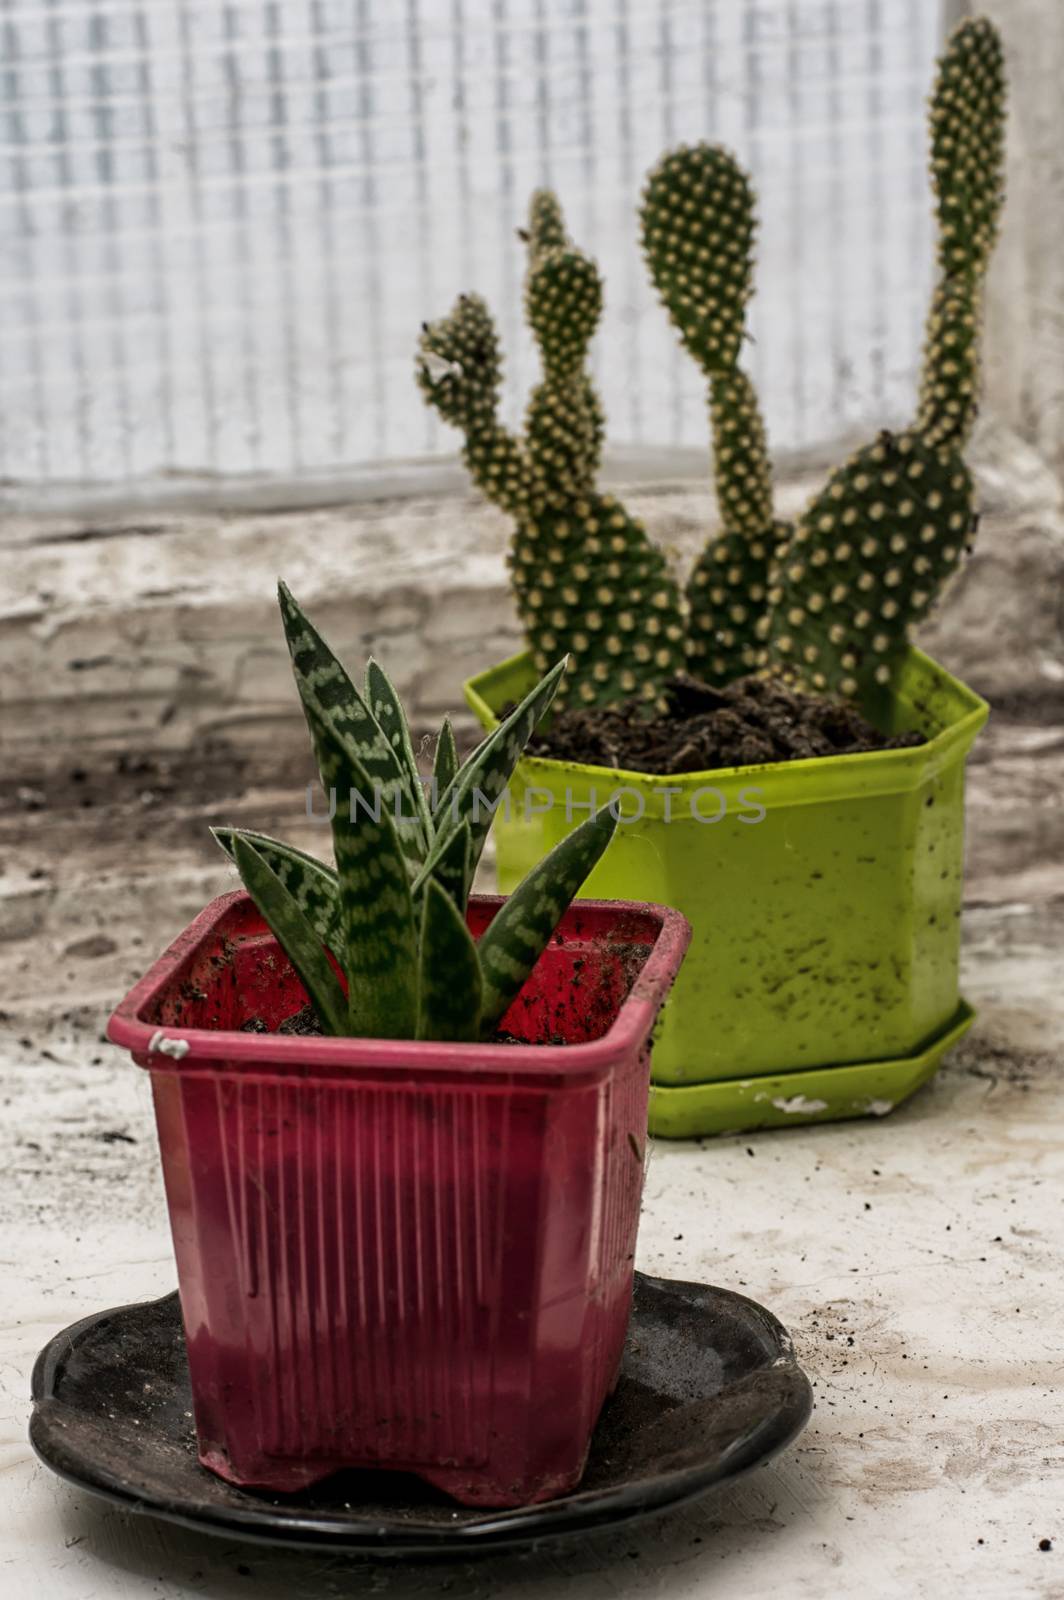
464, 646, 987, 1138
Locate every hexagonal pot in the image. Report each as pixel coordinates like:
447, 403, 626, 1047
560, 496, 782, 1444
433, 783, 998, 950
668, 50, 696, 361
464, 645, 987, 1138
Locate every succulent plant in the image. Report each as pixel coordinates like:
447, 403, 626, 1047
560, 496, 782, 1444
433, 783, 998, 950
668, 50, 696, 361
417, 190, 687, 712
640, 144, 790, 685
213, 585, 616, 1041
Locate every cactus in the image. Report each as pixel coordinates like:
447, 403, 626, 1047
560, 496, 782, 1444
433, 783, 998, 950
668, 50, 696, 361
637, 18, 1004, 702
214, 586, 616, 1042
418, 191, 687, 711
916, 15, 1007, 450
418, 17, 1004, 714
763, 17, 1005, 698
640, 144, 789, 685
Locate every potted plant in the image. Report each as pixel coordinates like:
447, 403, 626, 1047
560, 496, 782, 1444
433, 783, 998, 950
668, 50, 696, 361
107, 585, 691, 1508
417, 18, 1005, 1136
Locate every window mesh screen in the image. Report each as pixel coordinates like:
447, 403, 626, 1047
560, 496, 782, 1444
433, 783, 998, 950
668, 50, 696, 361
1, 0, 942, 494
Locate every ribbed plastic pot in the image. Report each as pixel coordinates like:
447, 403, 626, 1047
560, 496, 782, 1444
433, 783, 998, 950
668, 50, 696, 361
107, 890, 690, 1508
464, 646, 987, 1138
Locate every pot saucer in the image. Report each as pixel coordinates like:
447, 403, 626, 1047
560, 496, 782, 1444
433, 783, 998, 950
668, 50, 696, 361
649, 999, 975, 1138
30, 1272, 811, 1558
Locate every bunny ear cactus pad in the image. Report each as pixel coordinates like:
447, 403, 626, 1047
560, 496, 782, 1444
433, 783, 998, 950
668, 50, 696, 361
524, 187, 569, 256
640, 144, 754, 371
765, 16, 1002, 700
522, 189, 608, 490
418, 189, 686, 711
685, 366, 791, 681
509, 489, 687, 711
764, 430, 975, 698
215, 588, 618, 1042
927, 18, 1006, 275
524, 250, 601, 384
416, 294, 533, 519
917, 16, 1006, 450
640, 144, 786, 684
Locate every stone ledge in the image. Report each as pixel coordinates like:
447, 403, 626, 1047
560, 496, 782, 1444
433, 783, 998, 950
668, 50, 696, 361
3, 425, 1061, 780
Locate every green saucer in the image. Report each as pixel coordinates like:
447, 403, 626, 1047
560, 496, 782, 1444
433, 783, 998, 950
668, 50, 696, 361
648, 1001, 975, 1139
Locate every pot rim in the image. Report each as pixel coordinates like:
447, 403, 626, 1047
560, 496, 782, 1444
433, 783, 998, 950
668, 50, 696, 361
107, 890, 692, 1085
463, 645, 989, 807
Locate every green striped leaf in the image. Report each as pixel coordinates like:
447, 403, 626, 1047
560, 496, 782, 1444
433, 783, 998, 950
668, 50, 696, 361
433, 716, 458, 802
416, 879, 482, 1041
230, 835, 348, 1036
422, 657, 567, 891
476, 805, 617, 1034
212, 827, 342, 958
430, 819, 472, 912
277, 582, 427, 868
365, 657, 434, 845
320, 729, 419, 1039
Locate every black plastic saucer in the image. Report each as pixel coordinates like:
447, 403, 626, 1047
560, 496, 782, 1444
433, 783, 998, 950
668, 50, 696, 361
30, 1272, 811, 1557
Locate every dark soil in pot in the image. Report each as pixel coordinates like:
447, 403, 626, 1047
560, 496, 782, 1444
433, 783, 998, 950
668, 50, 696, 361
241, 1008, 568, 1047
528, 672, 925, 776
240, 1004, 323, 1036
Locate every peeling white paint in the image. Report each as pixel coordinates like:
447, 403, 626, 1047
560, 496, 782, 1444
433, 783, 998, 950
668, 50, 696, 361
866, 1099, 896, 1116
146, 1030, 190, 1061
771, 1094, 829, 1114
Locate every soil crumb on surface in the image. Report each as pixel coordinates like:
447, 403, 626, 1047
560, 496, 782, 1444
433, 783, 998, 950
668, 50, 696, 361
528, 672, 926, 775
240, 1004, 324, 1036
238, 1013, 568, 1045
493, 1029, 567, 1047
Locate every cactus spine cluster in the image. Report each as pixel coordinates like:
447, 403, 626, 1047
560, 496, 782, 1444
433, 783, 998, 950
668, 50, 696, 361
639, 145, 790, 685
418, 15, 1005, 713
417, 192, 686, 711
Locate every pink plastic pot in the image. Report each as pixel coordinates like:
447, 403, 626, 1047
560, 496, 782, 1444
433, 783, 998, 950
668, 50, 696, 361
108, 891, 690, 1508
